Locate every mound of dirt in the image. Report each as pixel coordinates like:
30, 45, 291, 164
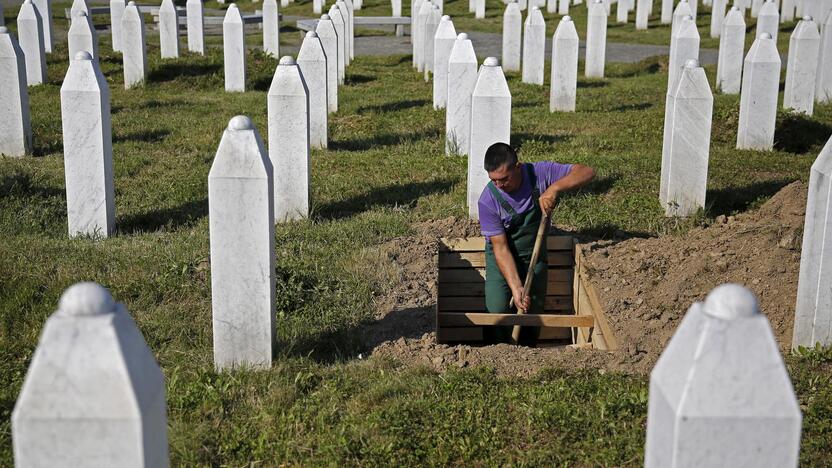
366, 182, 808, 376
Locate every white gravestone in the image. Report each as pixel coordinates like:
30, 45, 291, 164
637, 0, 650, 29
316, 15, 339, 113
751, 0, 762, 16
446, 33, 478, 156
661, 0, 673, 23
416, 0, 431, 72
12, 282, 169, 468
343, 0, 354, 60
645, 284, 802, 468
209, 115, 275, 370
335, 0, 351, 65
547, 0, 556, 14
17, 0, 46, 86
793, 137, 832, 349
297, 32, 328, 149
783, 0, 796, 22
522, 7, 546, 84
784, 16, 820, 115
668, 16, 700, 91
671, 0, 692, 38
314, 0, 323, 14
710, 0, 726, 37
223, 4, 246, 92
757, 0, 780, 41
502, 2, 522, 72
660, 59, 712, 217
263, 0, 279, 56
393, 0, 403, 35
70, 0, 88, 17
475, 0, 486, 18
187, 0, 204, 54
469, 57, 512, 220
110, 0, 126, 52
716, 6, 745, 93
122, 1, 147, 88
268, 57, 311, 222
550, 16, 579, 112
817, 11, 832, 102
411, 0, 420, 65
68, 11, 98, 62
585, 0, 607, 78
159, 0, 180, 58
737, 33, 780, 150
689, 0, 698, 16
423, 5, 440, 81
329, 5, 347, 83
433, 15, 456, 109
32, 0, 52, 53
61, 52, 115, 238
559, 0, 570, 14
0, 27, 32, 157
617, 0, 629, 24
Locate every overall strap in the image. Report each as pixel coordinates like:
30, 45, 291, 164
486, 181, 518, 218
527, 163, 540, 199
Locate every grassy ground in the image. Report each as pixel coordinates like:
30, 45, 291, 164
1, 2, 832, 465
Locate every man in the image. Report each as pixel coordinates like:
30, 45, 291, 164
479, 142, 595, 345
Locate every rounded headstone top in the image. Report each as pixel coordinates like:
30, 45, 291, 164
458, 32, 469, 40
279, 56, 296, 65
532, 5, 539, 10
23, 0, 32, 4
730, 5, 739, 10
760, 32, 773, 39
128, 1, 136, 5
74, 51, 93, 61
484, 56, 499, 66
306, 31, 319, 38
563, 15, 572, 21
594, 0, 603, 3
441, 14, 450, 21
684, 58, 699, 68
228, 115, 253, 131
704, 284, 759, 320
0, 27, 8, 34
58, 282, 116, 317
229, 3, 238, 8
322, 13, 330, 19
803, 15, 813, 21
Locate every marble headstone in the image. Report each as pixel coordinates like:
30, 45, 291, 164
297, 32, 328, 149
784, 16, 820, 115
710, 0, 726, 38
343, 0, 355, 60
329, 4, 347, 83
645, 284, 802, 468
61, 52, 115, 238
757, 0, 780, 41
314, 0, 323, 14
223, 4, 246, 92
671, 0, 693, 38
335, 0, 351, 65
617, 0, 629, 24
159, 0, 180, 58
637, 0, 651, 29
737, 33, 780, 150
793, 137, 832, 349
263, 0, 279, 56
316, 14, 339, 112
12, 282, 169, 467
209, 115, 275, 370
660, 59, 712, 217
585, 0, 608, 78
446, 33, 478, 156
33, 0, 53, 53
187, 0, 204, 54
68, 11, 98, 62
751, 0, 763, 16
17, 0, 46, 86
522, 7, 545, 84
415, 0, 432, 72
269, 57, 311, 222
661, 0, 673, 23
433, 15, 456, 109
782, 0, 796, 22
122, 1, 147, 88
475, 0, 486, 18
668, 16, 700, 91
550, 16, 579, 112
716, 6, 745, 93
469, 57, 512, 220
502, 2, 522, 72
423, 5, 440, 81
0, 27, 32, 157
817, 11, 832, 102
110, 0, 126, 52
559, 0, 570, 14
70, 0, 88, 17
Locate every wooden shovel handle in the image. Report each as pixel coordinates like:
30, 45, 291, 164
510, 212, 549, 344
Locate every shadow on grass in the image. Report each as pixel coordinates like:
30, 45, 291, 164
705, 178, 793, 217
0, 171, 63, 199
148, 62, 222, 83
612, 102, 653, 112
32, 140, 63, 157
317, 178, 458, 219
357, 98, 429, 113
512, 133, 573, 148
347, 73, 377, 85
606, 59, 663, 78
577, 80, 609, 88
330, 128, 439, 151
774, 114, 832, 154
114, 129, 171, 144
117, 198, 208, 234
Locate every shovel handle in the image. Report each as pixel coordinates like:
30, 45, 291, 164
510, 212, 549, 344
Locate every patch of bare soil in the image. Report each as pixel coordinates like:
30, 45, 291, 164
365, 183, 807, 377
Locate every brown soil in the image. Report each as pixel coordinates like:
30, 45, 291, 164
364, 182, 807, 377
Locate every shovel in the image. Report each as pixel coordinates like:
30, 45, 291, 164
509, 212, 549, 345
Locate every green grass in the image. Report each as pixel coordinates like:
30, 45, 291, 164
1, 4, 832, 465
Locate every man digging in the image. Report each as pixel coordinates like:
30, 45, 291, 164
479, 143, 595, 346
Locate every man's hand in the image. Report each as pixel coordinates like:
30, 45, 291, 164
512, 287, 531, 312
539, 191, 558, 215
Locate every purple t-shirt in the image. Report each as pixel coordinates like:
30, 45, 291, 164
478, 161, 572, 239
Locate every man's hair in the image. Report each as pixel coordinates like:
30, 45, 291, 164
484, 143, 518, 172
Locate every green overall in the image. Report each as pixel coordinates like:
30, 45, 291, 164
484, 164, 548, 346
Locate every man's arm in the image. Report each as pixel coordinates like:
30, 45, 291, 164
539, 163, 595, 214
490, 233, 532, 312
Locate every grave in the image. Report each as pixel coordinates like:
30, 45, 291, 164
11, 282, 169, 467
671, 0, 692, 38
645, 284, 802, 467
224, 4, 246, 92
416, 0, 432, 72
316, 14, 340, 113
475, 0, 485, 19
667, 16, 700, 91
335, 0, 351, 66
559, 0, 570, 14
756, 0, 779, 40
737, 33, 780, 150
433, 15, 456, 109
637, 0, 650, 29
784, 16, 820, 115
522, 7, 546, 84
71, 0, 89, 18
68, 11, 98, 62
585, 0, 607, 78
661, 0, 673, 24
263, 0, 280, 56
502, 1, 522, 73
710, 0, 726, 38
122, 1, 147, 88
716, 6, 745, 94
446, 33, 478, 156
423, 5, 440, 81
158, 0, 180, 58
209, 116, 275, 370
617, 0, 628, 24
17, 0, 46, 86
329, 4, 347, 83
660, 59, 712, 217
818, 11, 832, 103
0, 27, 32, 157
468, 57, 511, 220
550, 15, 579, 112
186, 0, 204, 54
110, 0, 126, 52
783, 0, 796, 22
297, 31, 328, 149
33, 0, 53, 53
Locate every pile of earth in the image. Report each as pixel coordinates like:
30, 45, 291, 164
366, 182, 807, 376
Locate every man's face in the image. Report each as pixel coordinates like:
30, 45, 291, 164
488, 162, 522, 193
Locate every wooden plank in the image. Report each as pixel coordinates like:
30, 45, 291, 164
438, 281, 572, 297
438, 296, 572, 312
580, 269, 619, 350
439, 267, 573, 283
540, 327, 572, 340
437, 327, 483, 343
438, 313, 594, 327
439, 236, 574, 252
439, 251, 572, 268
